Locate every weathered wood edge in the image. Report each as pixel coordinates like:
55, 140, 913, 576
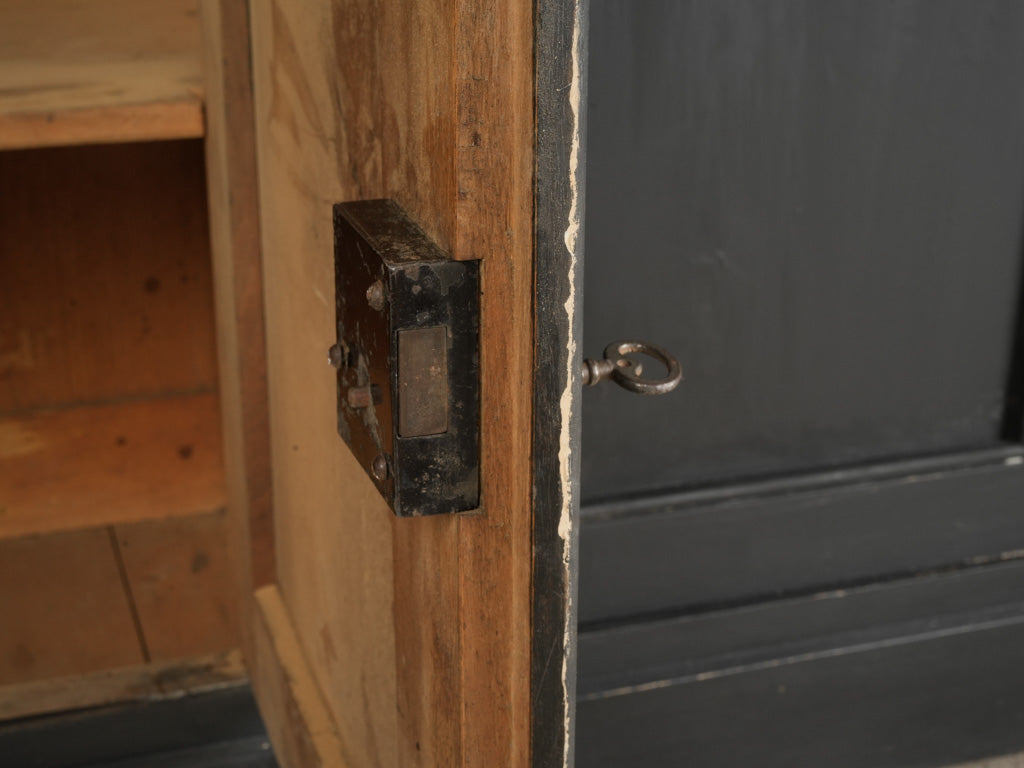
0, 650, 245, 722
200, 0, 275, 607
0, 101, 204, 151
532, 0, 587, 765
251, 585, 347, 768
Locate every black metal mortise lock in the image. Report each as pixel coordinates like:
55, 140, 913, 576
329, 199, 480, 517
329, 200, 683, 517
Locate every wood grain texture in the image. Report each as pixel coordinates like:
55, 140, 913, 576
0, 0, 203, 149
249, 5, 399, 763
378, 4, 463, 764
0, 393, 226, 538
200, 0, 275, 627
114, 510, 239, 662
0, 140, 218, 414
248, 1, 534, 765
0, 649, 245, 721
251, 585, 347, 768
0, 528, 144, 685
453, 0, 534, 764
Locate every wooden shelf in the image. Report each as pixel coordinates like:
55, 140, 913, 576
0, 393, 225, 539
0, 0, 203, 150
0, 510, 239, 691
0, 650, 245, 722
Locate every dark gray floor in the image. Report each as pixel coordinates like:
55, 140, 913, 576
0, 684, 277, 768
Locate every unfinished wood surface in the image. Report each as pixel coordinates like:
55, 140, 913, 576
251, 585, 346, 768
0, 140, 218, 414
200, 0, 275, 633
249, 1, 534, 765
0, 528, 143, 685
249, 5, 397, 764
0, 393, 225, 539
452, 2, 535, 764
378, 4, 463, 763
0, 649, 245, 721
0, 0, 203, 149
114, 510, 239, 662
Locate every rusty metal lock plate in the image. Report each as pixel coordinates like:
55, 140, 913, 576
331, 199, 480, 516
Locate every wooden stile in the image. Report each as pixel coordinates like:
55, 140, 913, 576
242, 0, 536, 764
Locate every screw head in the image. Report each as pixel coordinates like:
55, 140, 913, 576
327, 344, 343, 369
346, 385, 373, 409
366, 280, 386, 311
371, 454, 389, 481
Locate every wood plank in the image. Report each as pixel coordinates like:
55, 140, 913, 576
248, 4, 399, 764
200, 0, 275, 613
0, 649, 245, 721
248, 1, 534, 765
0, 393, 226, 539
0, 140, 218, 414
377, 4, 463, 763
0, 0, 203, 149
251, 585, 346, 768
114, 511, 239, 662
452, 0, 534, 764
0, 528, 143, 685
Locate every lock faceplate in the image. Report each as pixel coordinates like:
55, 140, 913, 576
331, 199, 480, 516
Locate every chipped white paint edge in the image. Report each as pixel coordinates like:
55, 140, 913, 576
557, 1, 585, 765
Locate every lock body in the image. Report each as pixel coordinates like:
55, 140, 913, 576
333, 199, 480, 516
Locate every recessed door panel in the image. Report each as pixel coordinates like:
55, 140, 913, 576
583, 0, 1024, 500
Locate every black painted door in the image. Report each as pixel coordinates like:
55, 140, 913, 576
577, 3, 1024, 766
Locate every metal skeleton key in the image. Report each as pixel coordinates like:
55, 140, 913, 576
582, 340, 682, 395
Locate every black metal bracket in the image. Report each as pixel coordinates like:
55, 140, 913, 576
330, 199, 480, 517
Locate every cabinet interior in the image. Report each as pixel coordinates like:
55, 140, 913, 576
0, 0, 241, 720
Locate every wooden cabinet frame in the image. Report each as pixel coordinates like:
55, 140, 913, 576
203, 1, 585, 765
